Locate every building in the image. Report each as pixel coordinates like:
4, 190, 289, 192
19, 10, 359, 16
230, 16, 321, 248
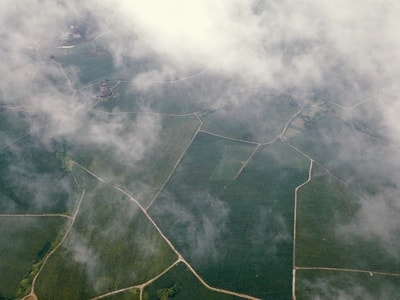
98, 80, 112, 98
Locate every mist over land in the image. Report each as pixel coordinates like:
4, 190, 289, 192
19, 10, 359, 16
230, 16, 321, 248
1, 1, 400, 299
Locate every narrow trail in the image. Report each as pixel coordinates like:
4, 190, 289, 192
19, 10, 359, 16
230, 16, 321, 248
90, 259, 180, 300
278, 104, 305, 140
199, 130, 260, 145
296, 266, 400, 277
327, 88, 399, 110
51, 60, 76, 93
0, 213, 71, 219
292, 160, 313, 300
145, 113, 203, 210
91, 108, 196, 118
0, 134, 29, 151
234, 144, 260, 180
29, 174, 86, 296
149, 69, 207, 84
71, 160, 259, 300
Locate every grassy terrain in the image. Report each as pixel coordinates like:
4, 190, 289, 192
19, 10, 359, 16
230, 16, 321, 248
296, 164, 400, 273
0, 217, 67, 299
144, 263, 241, 300
209, 143, 257, 180
288, 105, 393, 193
149, 135, 309, 299
0, 134, 76, 214
35, 169, 177, 299
200, 93, 298, 142
0, 109, 29, 149
69, 114, 200, 206
296, 269, 400, 299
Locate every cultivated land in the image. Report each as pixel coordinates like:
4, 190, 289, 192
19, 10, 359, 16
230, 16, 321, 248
1, 34, 399, 300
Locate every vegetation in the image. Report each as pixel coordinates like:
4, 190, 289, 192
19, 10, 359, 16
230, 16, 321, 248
145, 263, 239, 300
296, 164, 400, 272
149, 137, 309, 299
200, 93, 299, 142
296, 269, 400, 299
69, 114, 200, 206
0, 217, 67, 299
35, 171, 177, 299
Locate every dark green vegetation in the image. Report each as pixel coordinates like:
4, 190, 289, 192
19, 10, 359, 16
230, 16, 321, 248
35, 169, 177, 299
200, 93, 298, 142
144, 263, 240, 300
296, 164, 400, 273
0, 109, 29, 149
0, 134, 76, 214
296, 269, 400, 299
149, 135, 309, 299
69, 114, 200, 206
0, 217, 67, 299
288, 103, 393, 193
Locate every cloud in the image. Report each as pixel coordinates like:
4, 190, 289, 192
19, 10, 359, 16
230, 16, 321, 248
1, 1, 400, 297
151, 190, 230, 263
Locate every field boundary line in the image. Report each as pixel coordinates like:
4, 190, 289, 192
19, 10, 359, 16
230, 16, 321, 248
145, 114, 203, 210
296, 266, 400, 277
73, 160, 259, 300
292, 160, 313, 300
30, 174, 86, 296
0, 213, 71, 219
90, 259, 180, 300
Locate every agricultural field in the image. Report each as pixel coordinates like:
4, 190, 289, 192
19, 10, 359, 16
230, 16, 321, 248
35, 169, 177, 299
296, 270, 400, 299
149, 137, 309, 299
0, 217, 67, 299
2, 5, 400, 299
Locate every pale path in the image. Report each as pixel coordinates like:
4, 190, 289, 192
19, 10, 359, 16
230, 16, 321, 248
92, 108, 196, 118
71, 160, 259, 300
150, 69, 207, 84
90, 259, 180, 300
51, 60, 76, 93
296, 266, 400, 277
234, 144, 261, 180
199, 130, 260, 145
292, 160, 313, 300
0, 213, 71, 219
30, 175, 86, 295
145, 114, 203, 210
278, 104, 305, 140
0, 134, 29, 151
327, 87, 399, 110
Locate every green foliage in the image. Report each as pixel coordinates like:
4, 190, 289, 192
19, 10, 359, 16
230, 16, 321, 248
35, 173, 177, 299
156, 283, 182, 299
296, 165, 400, 273
150, 137, 309, 299
0, 217, 67, 299
296, 269, 400, 299
146, 263, 238, 300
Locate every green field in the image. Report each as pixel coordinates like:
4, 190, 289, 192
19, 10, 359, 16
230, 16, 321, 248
296, 164, 400, 273
200, 93, 298, 142
0, 134, 76, 214
0, 217, 67, 299
149, 135, 309, 299
296, 269, 400, 299
0, 109, 29, 149
35, 169, 177, 299
144, 262, 241, 300
69, 113, 200, 206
